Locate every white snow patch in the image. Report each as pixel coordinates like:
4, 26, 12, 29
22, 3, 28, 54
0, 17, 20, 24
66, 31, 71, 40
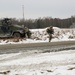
0, 50, 75, 75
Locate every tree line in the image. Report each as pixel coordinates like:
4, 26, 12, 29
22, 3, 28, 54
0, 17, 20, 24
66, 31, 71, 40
0, 16, 75, 29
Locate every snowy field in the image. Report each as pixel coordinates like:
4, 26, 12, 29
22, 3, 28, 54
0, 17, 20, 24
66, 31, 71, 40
0, 27, 75, 75
0, 50, 75, 75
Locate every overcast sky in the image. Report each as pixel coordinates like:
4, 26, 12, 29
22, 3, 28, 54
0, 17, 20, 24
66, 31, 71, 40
0, 0, 75, 19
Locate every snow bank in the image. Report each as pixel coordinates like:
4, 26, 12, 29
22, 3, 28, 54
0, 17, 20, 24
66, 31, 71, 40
30, 27, 75, 42
0, 27, 75, 44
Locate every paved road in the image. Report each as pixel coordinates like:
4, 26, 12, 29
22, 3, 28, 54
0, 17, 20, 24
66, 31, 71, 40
0, 41, 75, 54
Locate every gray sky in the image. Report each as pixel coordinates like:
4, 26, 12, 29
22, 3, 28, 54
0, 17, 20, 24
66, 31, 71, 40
0, 0, 75, 19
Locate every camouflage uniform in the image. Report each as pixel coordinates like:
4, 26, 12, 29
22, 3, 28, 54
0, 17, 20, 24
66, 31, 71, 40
24, 27, 31, 38
46, 26, 54, 42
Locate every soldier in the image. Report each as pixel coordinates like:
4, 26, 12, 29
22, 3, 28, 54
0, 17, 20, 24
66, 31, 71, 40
46, 26, 54, 42
24, 27, 31, 38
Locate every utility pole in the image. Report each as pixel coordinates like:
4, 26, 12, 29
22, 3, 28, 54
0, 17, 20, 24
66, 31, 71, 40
22, 5, 25, 26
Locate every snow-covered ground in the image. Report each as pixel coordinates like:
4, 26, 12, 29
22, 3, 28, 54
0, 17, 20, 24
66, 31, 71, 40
0, 27, 75, 75
0, 27, 75, 45
0, 50, 75, 75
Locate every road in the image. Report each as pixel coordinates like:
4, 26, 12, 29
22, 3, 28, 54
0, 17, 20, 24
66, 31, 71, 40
0, 41, 75, 54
